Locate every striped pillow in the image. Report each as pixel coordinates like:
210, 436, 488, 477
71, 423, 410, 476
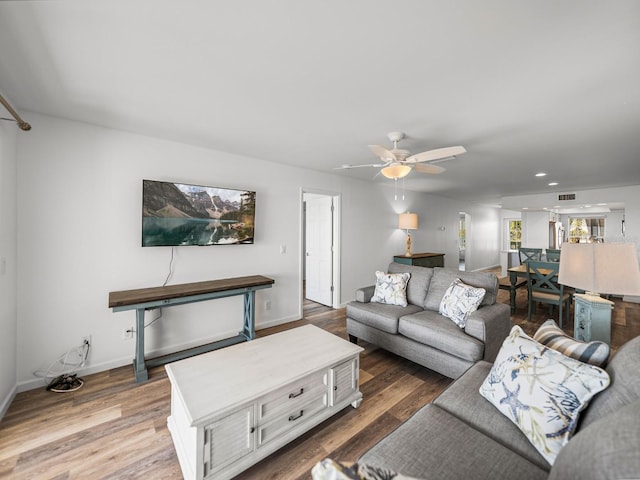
534, 319, 610, 367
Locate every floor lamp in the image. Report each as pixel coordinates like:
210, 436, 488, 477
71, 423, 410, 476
558, 242, 640, 343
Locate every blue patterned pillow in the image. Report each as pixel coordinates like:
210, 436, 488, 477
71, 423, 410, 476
371, 271, 411, 307
438, 278, 486, 328
479, 326, 610, 466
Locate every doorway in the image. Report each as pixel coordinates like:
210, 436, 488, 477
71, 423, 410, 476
458, 212, 469, 271
302, 191, 340, 308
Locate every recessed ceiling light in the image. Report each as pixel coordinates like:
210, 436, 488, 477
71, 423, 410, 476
597, 203, 607, 206
535, 172, 547, 177
548, 182, 558, 186
522, 207, 529, 210
585, 205, 592, 208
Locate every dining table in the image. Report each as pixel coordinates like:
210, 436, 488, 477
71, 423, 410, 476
506, 263, 557, 313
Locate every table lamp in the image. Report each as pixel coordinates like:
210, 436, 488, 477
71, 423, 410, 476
558, 242, 640, 343
399, 212, 418, 257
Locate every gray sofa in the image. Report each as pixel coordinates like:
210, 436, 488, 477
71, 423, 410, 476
357, 334, 640, 479
346, 263, 511, 379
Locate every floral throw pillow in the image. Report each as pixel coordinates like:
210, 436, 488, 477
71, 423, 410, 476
479, 326, 610, 466
370, 271, 411, 307
438, 278, 486, 328
311, 458, 421, 480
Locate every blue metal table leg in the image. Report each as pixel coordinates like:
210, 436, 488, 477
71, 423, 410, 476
133, 308, 148, 382
509, 271, 517, 314
241, 290, 256, 340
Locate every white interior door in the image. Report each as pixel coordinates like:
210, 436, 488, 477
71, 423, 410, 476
305, 195, 333, 306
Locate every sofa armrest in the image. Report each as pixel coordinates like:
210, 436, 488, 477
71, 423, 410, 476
355, 285, 376, 303
464, 303, 512, 362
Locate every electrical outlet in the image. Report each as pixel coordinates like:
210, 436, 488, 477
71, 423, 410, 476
122, 328, 134, 340
81, 335, 92, 346
265, 299, 272, 311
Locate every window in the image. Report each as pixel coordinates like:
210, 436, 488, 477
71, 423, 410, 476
568, 217, 605, 243
509, 220, 522, 249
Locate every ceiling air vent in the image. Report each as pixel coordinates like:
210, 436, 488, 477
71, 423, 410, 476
558, 193, 576, 201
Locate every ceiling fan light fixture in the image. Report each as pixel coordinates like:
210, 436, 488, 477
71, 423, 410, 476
381, 164, 411, 179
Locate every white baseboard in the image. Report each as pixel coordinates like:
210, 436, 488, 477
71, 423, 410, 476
256, 314, 301, 330
472, 264, 502, 272
17, 355, 136, 393
0, 384, 17, 421
16, 314, 303, 394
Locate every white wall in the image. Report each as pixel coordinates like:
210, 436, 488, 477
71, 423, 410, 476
11, 113, 504, 394
391, 190, 501, 272
0, 120, 18, 415
14, 113, 398, 390
521, 211, 551, 248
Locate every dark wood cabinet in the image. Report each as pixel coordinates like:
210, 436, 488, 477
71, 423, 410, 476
393, 253, 445, 268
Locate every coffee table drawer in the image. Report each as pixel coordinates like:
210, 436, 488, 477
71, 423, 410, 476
257, 394, 328, 446
258, 370, 327, 422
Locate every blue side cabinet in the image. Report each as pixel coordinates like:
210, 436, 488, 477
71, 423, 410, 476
393, 253, 444, 268
573, 293, 614, 344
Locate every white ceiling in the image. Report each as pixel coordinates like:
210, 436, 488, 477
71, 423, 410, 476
1, 1, 639, 206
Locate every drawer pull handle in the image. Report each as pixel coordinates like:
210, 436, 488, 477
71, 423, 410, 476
250, 426, 255, 433
288, 410, 304, 422
289, 388, 304, 399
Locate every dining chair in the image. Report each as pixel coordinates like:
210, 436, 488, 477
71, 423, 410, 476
519, 247, 543, 264
526, 260, 571, 327
545, 249, 561, 262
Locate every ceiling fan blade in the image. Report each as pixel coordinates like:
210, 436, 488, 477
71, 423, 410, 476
406, 146, 466, 164
368, 144, 396, 161
413, 163, 446, 175
335, 163, 386, 170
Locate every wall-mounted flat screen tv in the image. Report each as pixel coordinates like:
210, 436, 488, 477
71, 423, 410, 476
142, 180, 256, 246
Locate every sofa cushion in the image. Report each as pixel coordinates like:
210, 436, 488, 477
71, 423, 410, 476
433, 361, 550, 471
346, 301, 423, 334
579, 335, 640, 429
438, 278, 486, 328
359, 403, 548, 480
424, 268, 498, 311
479, 326, 610, 466
398, 310, 484, 362
388, 262, 433, 307
549, 399, 640, 480
533, 319, 610, 367
371, 271, 411, 307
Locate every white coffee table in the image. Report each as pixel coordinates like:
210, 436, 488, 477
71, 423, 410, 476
165, 324, 363, 480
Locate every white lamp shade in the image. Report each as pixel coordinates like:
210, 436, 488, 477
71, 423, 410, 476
399, 212, 418, 230
558, 243, 640, 295
381, 164, 411, 179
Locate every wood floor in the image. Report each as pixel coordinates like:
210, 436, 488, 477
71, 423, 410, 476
1, 283, 639, 479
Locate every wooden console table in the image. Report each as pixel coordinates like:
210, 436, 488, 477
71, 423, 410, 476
109, 275, 275, 383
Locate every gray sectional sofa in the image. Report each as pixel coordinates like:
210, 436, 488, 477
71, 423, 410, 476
357, 335, 640, 479
346, 263, 511, 379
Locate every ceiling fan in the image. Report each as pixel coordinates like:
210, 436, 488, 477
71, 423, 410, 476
338, 131, 466, 179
